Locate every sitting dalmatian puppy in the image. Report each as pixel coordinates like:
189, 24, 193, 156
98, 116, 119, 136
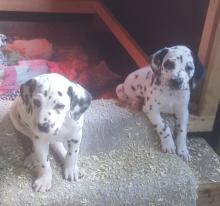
116, 46, 204, 161
10, 73, 92, 192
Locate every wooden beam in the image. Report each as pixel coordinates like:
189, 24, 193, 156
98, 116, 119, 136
199, 16, 220, 116
188, 115, 215, 132
95, 1, 149, 67
198, 0, 220, 65
0, 0, 96, 14
198, 182, 220, 206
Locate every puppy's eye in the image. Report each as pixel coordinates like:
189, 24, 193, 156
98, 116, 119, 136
163, 59, 175, 70
54, 103, 65, 110
33, 99, 41, 107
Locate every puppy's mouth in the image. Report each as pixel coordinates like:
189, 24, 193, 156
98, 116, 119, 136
169, 78, 183, 90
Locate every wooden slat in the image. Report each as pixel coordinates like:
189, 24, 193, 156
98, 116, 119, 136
199, 17, 220, 116
0, 0, 96, 14
188, 115, 215, 132
198, 0, 220, 65
197, 182, 220, 206
95, 1, 149, 67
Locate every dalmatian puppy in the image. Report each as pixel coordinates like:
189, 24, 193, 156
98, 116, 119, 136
10, 73, 92, 192
116, 46, 204, 161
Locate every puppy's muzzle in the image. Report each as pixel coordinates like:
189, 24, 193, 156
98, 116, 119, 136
169, 77, 183, 89
38, 123, 50, 133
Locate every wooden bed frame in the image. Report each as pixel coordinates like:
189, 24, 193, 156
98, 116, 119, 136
0, 0, 219, 133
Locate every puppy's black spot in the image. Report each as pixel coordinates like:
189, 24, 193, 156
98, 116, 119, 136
159, 132, 163, 135
47, 156, 49, 162
180, 129, 183, 133
58, 91, 62, 96
68, 152, 72, 156
68, 143, 71, 148
35, 135, 39, 139
44, 118, 47, 121
149, 105, 152, 110
49, 96, 52, 100
54, 103, 65, 110
18, 114, 21, 119
42, 165, 45, 168
136, 95, 142, 99
153, 124, 157, 128
72, 139, 79, 144
50, 123, 55, 128
48, 112, 51, 115
134, 74, 138, 79
157, 102, 161, 105
144, 86, 147, 91
75, 150, 78, 153
44, 90, 47, 97
160, 89, 163, 92
137, 84, 143, 90
147, 97, 150, 101
154, 99, 157, 102
53, 100, 56, 104
140, 91, 143, 95
180, 55, 183, 63
131, 86, 136, 91
155, 78, 161, 85
150, 91, 153, 94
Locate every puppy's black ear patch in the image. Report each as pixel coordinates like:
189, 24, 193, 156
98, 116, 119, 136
67, 86, 78, 111
151, 47, 169, 70
20, 79, 37, 114
68, 86, 92, 121
190, 52, 205, 89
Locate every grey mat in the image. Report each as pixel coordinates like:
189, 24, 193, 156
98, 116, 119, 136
0, 99, 200, 206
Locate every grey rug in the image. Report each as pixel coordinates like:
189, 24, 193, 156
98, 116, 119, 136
0, 99, 203, 206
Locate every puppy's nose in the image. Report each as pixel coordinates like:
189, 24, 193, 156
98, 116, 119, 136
169, 78, 183, 89
38, 123, 50, 133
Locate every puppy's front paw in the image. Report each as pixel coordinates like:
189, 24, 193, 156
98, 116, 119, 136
33, 170, 52, 192
64, 165, 80, 181
177, 147, 191, 162
161, 140, 176, 154
24, 152, 39, 170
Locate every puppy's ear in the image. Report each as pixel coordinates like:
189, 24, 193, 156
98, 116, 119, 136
67, 84, 92, 121
20, 79, 37, 113
151, 47, 169, 71
190, 52, 205, 89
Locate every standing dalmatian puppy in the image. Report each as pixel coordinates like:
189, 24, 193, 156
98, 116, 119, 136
116, 46, 204, 161
10, 73, 92, 192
